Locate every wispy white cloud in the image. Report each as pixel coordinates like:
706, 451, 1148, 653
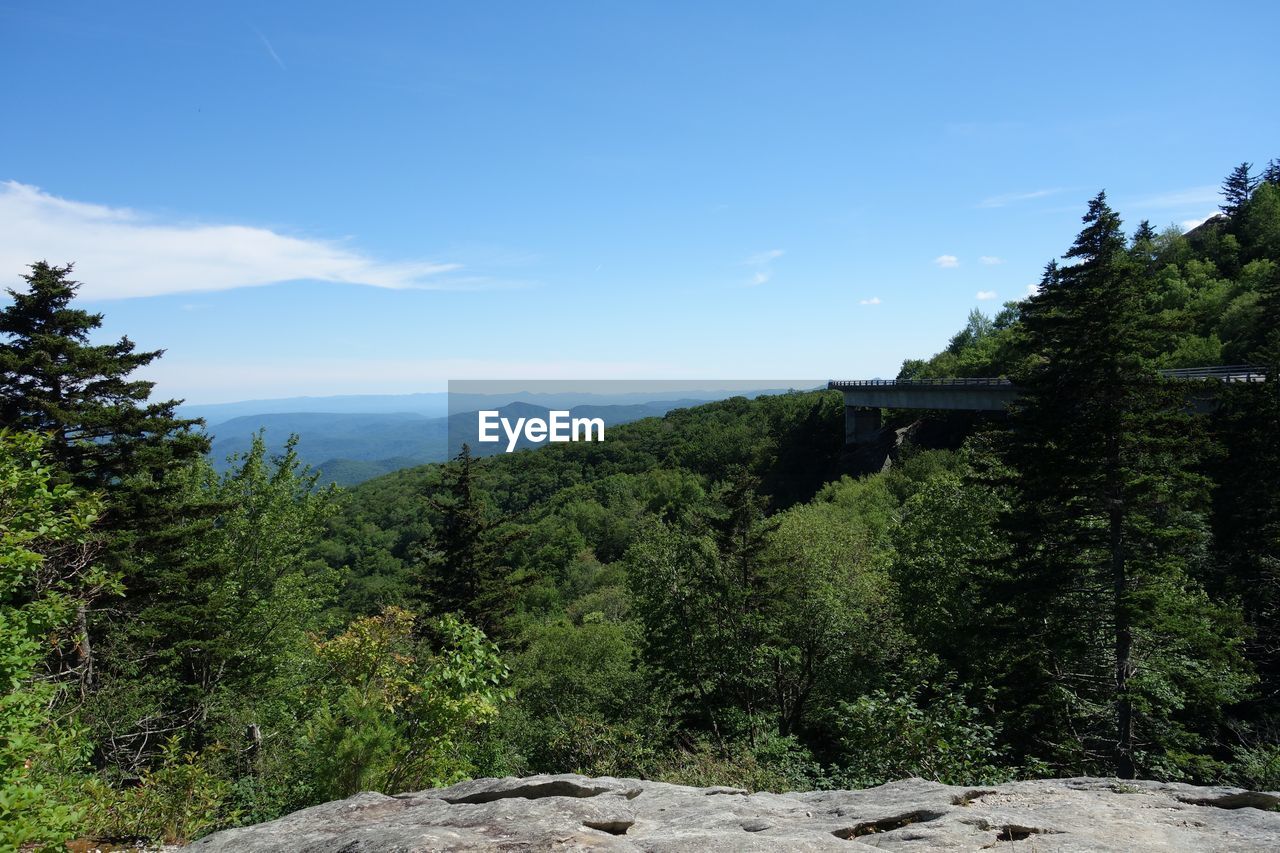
976, 290, 997, 300
743, 248, 783, 286
1180, 215, 1215, 231
979, 255, 1004, 265
1026, 283, 1040, 297
978, 188, 1061, 209
934, 254, 960, 269
252, 26, 286, 70
859, 296, 881, 305
746, 248, 784, 265
0, 181, 483, 299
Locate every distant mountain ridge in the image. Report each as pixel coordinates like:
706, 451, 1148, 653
205, 399, 718, 485
197, 387, 818, 485
182, 387, 816, 428
180, 393, 450, 425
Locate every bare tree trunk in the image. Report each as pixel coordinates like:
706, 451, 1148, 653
1108, 423, 1135, 779
246, 723, 263, 777
1112, 519, 1135, 777
76, 601, 95, 697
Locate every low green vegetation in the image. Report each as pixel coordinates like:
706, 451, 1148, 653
1, 161, 1278, 848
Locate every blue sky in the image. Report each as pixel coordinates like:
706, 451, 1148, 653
3, 0, 1276, 403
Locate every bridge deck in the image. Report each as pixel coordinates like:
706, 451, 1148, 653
830, 364, 1265, 408
830, 366, 1267, 443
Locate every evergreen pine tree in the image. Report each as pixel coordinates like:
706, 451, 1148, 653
1211, 265, 1280, 706
0, 262, 210, 699
997, 193, 1250, 778
415, 444, 525, 633
1131, 219, 1158, 247
699, 468, 779, 733
1262, 158, 1280, 187
698, 465, 778, 595
1221, 162, 1260, 218
627, 470, 781, 741
0, 262, 207, 486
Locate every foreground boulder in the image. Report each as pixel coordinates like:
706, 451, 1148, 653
191, 773, 1280, 851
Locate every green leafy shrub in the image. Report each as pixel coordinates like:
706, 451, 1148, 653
1232, 741, 1280, 791
300, 607, 511, 800
828, 684, 1011, 787
0, 431, 103, 851
0, 684, 84, 852
652, 732, 828, 792
80, 738, 233, 844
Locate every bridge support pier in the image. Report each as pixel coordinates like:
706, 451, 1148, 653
845, 406, 882, 444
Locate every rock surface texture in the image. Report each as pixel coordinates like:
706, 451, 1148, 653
190, 773, 1280, 851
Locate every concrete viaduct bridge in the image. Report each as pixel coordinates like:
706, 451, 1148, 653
829, 365, 1267, 444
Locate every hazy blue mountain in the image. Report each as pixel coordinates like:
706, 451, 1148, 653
181, 393, 450, 426
205, 401, 707, 485
201, 387, 819, 485
207, 412, 448, 485
444, 387, 815, 414
184, 386, 818, 428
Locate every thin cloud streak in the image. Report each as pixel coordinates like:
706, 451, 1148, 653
252, 27, 286, 70
743, 248, 783, 286
978, 188, 1062, 208
934, 254, 959, 269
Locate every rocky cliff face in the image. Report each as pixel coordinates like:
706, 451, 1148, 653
191, 773, 1279, 851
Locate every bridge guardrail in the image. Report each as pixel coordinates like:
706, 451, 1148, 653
829, 377, 1012, 388
829, 365, 1267, 390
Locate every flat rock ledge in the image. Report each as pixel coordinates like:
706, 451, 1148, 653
190, 773, 1280, 852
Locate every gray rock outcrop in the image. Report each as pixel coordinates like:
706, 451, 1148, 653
190, 773, 1280, 851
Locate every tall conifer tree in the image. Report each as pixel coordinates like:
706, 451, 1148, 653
0, 262, 210, 696
996, 193, 1249, 778
0, 262, 206, 486
1221, 162, 1260, 218
415, 444, 525, 633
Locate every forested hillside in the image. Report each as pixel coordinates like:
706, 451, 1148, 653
2, 162, 1278, 849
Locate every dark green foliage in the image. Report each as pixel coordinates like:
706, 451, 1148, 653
898, 305, 1025, 379
996, 192, 1251, 778
1211, 379, 1280, 703
1132, 219, 1158, 250
1, 432, 104, 850
1264, 159, 1280, 187
889, 457, 1008, 687
0, 262, 207, 488
84, 436, 341, 779
412, 444, 528, 634
498, 618, 659, 777
827, 681, 1007, 787
1222, 162, 1261, 218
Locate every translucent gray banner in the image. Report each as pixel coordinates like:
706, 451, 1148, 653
446, 379, 825, 458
